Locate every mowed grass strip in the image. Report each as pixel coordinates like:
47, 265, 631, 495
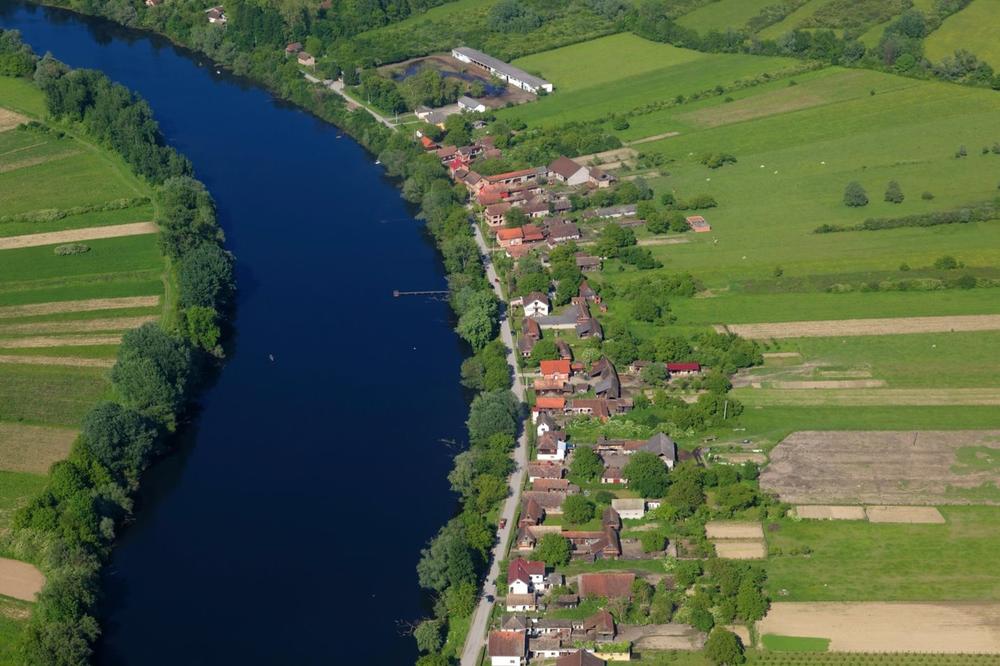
764, 506, 1000, 601
0, 423, 76, 474
0, 221, 157, 251
0, 354, 115, 368
0, 234, 163, 284
0, 203, 155, 238
736, 387, 1000, 407
0, 315, 156, 336
0, 364, 111, 427
0, 294, 160, 316
0, 335, 122, 349
721, 315, 1000, 339
761, 634, 831, 652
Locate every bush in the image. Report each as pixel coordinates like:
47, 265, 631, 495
705, 628, 745, 665
884, 180, 904, 203
934, 254, 960, 269
843, 181, 869, 207
562, 494, 596, 524
53, 243, 90, 255
700, 152, 736, 169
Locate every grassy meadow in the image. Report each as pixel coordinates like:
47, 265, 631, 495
924, 0, 1000, 69
676, 0, 778, 33
0, 75, 166, 649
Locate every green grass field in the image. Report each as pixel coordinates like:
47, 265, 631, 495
0, 77, 45, 116
764, 507, 1000, 601
498, 34, 800, 127
761, 635, 831, 652
0, 470, 47, 531
925, 0, 1000, 69
677, 0, 780, 33
758, 0, 830, 39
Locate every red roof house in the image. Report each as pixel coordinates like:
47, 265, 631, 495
578, 573, 635, 600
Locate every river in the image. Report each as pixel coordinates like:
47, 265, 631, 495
0, 3, 469, 664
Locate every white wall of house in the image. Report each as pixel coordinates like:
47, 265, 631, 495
509, 578, 530, 595
524, 300, 549, 317
566, 168, 590, 186
491, 656, 522, 666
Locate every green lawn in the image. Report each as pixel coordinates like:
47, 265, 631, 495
764, 507, 1000, 601
0, 235, 162, 284
0, 364, 112, 427
0, 597, 30, 666
498, 34, 800, 127
0, 278, 163, 307
0, 470, 47, 531
760, 634, 831, 652
0, 76, 45, 116
925, 0, 1000, 70
677, 0, 780, 33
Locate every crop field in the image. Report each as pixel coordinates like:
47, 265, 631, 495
760, 431, 1000, 505
498, 34, 800, 127
759, 602, 1000, 653
925, 0, 1000, 70
765, 506, 1000, 601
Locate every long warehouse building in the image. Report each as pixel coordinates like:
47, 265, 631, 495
451, 46, 554, 94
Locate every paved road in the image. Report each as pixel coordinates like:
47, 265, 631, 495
459, 221, 529, 666
303, 74, 396, 128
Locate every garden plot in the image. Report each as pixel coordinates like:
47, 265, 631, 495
0, 295, 160, 319
758, 602, 1000, 653
0, 557, 44, 602
0, 221, 157, 250
761, 431, 1000, 505
794, 505, 867, 520
706, 521, 766, 559
719, 315, 1000, 339
865, 506, 945, 524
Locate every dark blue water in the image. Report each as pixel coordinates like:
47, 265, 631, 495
0, 4, 467, 664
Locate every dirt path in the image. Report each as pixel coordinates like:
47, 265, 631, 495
0, 150, 81, 175
0, 222, 157, 250
759, 602, 1000, 653
0, 296, 160, 319
0, 334, 122, 348
0, 315, 156, 335
0, 557, 45, 602
637, 237, 690, 247
0, 422, 76, 474
627, 131, 680, 145
717, 314, 1000, 339
0, 354, 114, 368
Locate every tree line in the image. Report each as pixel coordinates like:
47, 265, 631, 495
0, 31, 235, 665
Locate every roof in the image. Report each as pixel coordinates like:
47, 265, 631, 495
583, 609, 616, 635
685, 215, 706, 223
578, 573, 635, 600
489, 630, 527, 657
505, 593, 537, 607
540, 359, 571, 376
548, 156, 584, 179
453, 47, 552, 91
575, 254, 601, 267
527, 463, 564, 479
508, 558, 546, 583
486, 167, 538, 184
534, 396, 565, 410
436, 145, 458, 158
523, 317, 541, 338
419, 135, 436, 149
667, 362, 701, 372
502, 614, 529, 631
524, 291, 550, 306
458, 95, 483, 108
497, 227, 523, 241
486, 202, 512, 216
611, 498, 645, 511
640, 432, 677, 461
522, 496, 545, 521
547, 221, 580, 239
521, 223, 545, 241
532, 478, 570, 492
285, 42, 302, 53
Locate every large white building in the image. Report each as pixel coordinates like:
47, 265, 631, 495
452, 47, 554, 94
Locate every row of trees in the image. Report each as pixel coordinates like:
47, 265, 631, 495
0, 34, 235, 664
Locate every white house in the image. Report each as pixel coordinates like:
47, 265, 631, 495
452, 47, 553, 94
505, 593, 538, 612
536, 412, 556, 437
523, 292, 550, 317
547, 156, 590, 186
611, 498, 646, 520
489, 630, 527, 666
537, 431, 567, 462
205, 5, 227, 23
508, 558, 547, 593
458, 95, 488, 113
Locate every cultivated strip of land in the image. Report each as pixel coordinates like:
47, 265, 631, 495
737, 388, 1000, 406
0, 422, 76, 474
0, 222, 157, 250
0, 315, 156, 335
717, 315, 1000, 339
0, 296, 160, 319
0, 335, 122, 349
0, 354, 114, 368
0, 558, 45, 602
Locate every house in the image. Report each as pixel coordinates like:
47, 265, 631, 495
582, 609, 617, 641
575, 253, 602, 272
485, 168, 540, 188
667, 362, 702, 376
602, 506, 621, 530
530, 638, 572, 660
452, 47, 554, 94
502, 614, 530, 632
557, 650, 607, 666
532, 478, 573, 493
537, 431, 568, 461
588, 167, 616, 188
522, 223, 546, 242
520, 497, 545, 526
489, 630, 527, 666
506, 593, 538, 612
590, 357, 621, 399
526, 461, 564, 482
435, 145, 459, 162
205, 5, 227, 23
297, 52, 316, 67
508, 558, 547, 595
285, 42, 303, 54
638, 432, 678, 469
577, 573, 635, 600
568, 398, 631, 422
686, 215, 712, 232
523, 292, 550, 317
563, 527, 621, 560
458, 95, 488, 113
535, 410, 555, 437
485, 202, 512, 227
600, 463, 626, 485
555, 339, 572, 360
497, 227, 525, 247
144, 0, 164, 7
554, 594, 580, 609
419, 135, 438, 150
546, 220, 581, 244
532, 396, 566, 421
611, 498, 646, 520
548, 156, 590, 186
523, 491, 567, 514
540, 359, 571, 382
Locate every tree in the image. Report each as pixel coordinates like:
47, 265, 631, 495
110, 323, 192, 427
156, 177, 223, 260
504, 206, 528, 228
640, 363, 668, 386
417, 519, 476, 592
705, 628, 745, 666
623, 452, 670, 498
533, 533, 570, 566
632, 292, 661, 322
182, 306, 221, 351
562, 495, 595, 525
456, 305, 496, 350
665, 473, 704, 517
530, 338, 560, 365
413, 619, 444, 653
569, 446, 603, 483
736, 578, 768, 622
884, 180, 904, 204
178, 243, 235, 310
843, 181, 869, 207
79, 402, 158, 481
467, 390, 520, 444
639, 529, 665, 553
595, 223, 636, 257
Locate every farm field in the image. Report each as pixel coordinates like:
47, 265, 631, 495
499, 34, 801, 127
676, 0, 777, 33
764, 507, 1000, 602
760, 430, 1000, 506
925, 0, 1000, 70
0, 75, 166, 641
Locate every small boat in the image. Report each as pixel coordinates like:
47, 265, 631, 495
374, 159, 381, 165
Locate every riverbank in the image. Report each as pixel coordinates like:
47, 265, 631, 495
0, 31, 234, 664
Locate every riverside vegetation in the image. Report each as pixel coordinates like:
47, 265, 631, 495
0, 32, 234, 665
